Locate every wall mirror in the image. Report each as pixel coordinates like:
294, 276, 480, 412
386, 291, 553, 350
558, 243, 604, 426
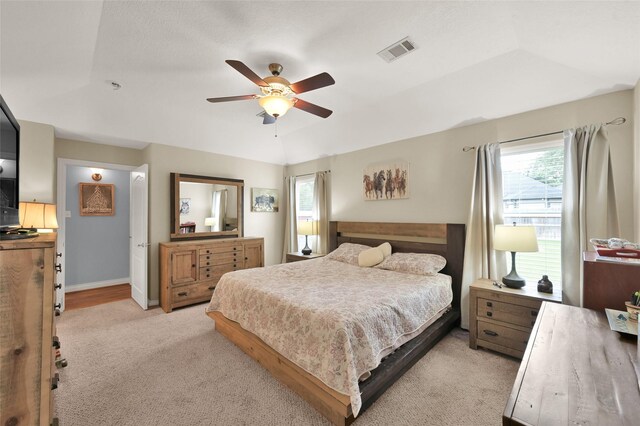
170, 173, 244, 240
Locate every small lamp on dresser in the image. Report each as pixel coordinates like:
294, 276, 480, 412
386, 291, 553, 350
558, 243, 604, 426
19, 201, 59, 237
297, 219, 318, 255
494, 223, 538, 288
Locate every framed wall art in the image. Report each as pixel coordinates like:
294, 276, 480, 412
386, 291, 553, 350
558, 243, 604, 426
79, 182, 115, 216
363, 161, 409, 200
251, 188, 279, 212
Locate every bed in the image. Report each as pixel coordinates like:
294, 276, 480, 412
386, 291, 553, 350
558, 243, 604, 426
206, 221, 465, 425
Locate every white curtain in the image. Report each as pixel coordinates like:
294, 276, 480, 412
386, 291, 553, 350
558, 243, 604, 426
312, 171, 329, 254
561, 125, 619, 306
281, 176, 298, 263
460, 143, 507, 330
211, 189, 227, 232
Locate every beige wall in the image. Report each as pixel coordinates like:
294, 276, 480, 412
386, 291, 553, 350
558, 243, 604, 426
19, 120, 55, 203
142, 143, 284, 301
634, 80, 640, 243
286, 90, 636, 241
55, 138, 143, 166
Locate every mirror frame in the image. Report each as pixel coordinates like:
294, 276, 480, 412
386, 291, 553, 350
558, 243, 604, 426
170, 172, 244, 240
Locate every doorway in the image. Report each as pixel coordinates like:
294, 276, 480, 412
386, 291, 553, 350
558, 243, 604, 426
56, 159, 148, 312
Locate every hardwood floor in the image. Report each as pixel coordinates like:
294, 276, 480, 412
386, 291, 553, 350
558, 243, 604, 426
65, 284, 131, 310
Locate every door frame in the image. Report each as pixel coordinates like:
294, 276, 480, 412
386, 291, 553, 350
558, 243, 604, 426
56, 158, 141, 311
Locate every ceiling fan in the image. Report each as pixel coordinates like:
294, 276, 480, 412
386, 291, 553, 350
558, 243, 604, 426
207, 60, 335, 122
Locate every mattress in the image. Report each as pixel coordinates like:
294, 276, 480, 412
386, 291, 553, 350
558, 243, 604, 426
206, 257, 453, 416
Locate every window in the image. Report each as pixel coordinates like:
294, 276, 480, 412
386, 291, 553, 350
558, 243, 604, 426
501, 141, 563, 286
295, 175, 315, 249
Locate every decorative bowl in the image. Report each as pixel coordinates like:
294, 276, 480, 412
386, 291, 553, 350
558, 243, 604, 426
625, 302, 640, 322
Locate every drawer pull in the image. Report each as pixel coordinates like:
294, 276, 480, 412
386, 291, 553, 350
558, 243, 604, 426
51, 373, 60, 390
486, 301, 493, 307
206, 274, 210, 278
54, 303, 61, 309
178, 292, 188, 297
531, 310, 538, 317
55, 283, 62, 290
208, 286, 215, 290
483, 330, 498, 337
486, 311, 492, 317
531, 320, 536, 326
52, 337, 60, 349
206, 256, 210, 260
55, 263, 62, 273
192, 264, 196, 267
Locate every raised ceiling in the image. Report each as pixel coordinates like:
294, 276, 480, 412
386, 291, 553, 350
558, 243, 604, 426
1, 1, 639, 165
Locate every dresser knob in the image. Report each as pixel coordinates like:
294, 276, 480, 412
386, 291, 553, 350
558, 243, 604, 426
483, 330, 498, 337
486, 312, 492, 317
245, 257, 248, 261
486, 301, 493, 307
52, 337, 60, 349
208, 286, 215, 290
531, 310, 538, 317
51, 373, 60, 390
531, 320, 536, 326
55, 309, 61, 317
178, 292, 187, 297
55, 264, 62, 273
56, 252, 62, 258
54, 303, 61, 309
55, 283, 62, 290
55, 358, 68, 368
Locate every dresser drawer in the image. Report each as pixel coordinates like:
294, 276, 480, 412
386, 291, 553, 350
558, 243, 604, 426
476, 320, 530, 352
199, 244, 243, 255
172, 281, 216, 303
199, 251, 243, 267
199, 263, 240, 280
477, 298, 540, 328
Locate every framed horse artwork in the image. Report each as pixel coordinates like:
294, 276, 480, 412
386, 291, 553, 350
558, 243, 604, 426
363, 161, 409, 200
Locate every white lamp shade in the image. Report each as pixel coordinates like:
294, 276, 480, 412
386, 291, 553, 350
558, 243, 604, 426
494, 224, 538, 252
19, 202, 59, 229
297, 220, 318, 236
204, 217, 215, 226
258, 95, 294, 117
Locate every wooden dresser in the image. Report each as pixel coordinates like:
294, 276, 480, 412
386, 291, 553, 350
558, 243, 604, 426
503, 302, 639, 425
160, 237, 264, 313
1, 234, 59, 426
583, 251, 640, 312
469, 278, 562, 359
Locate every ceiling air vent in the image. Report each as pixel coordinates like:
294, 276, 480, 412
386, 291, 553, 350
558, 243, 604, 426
377, 37, 417, 63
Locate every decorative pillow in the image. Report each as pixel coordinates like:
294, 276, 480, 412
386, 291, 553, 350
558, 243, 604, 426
325, 243, 372, 265
378, 242, 392, 258
375, 252, 447, 276
358, 247, 385, 267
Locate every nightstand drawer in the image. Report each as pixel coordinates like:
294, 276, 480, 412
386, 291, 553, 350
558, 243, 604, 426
477, 298, 540, 328
476, 320, 530, 353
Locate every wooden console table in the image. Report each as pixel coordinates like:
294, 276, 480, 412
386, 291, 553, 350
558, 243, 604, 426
503, 302, 639, 425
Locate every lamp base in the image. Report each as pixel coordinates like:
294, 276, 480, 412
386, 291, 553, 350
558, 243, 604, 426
301, 235, 312, 255
0, 229, 39, 240
501, 276, 526, 289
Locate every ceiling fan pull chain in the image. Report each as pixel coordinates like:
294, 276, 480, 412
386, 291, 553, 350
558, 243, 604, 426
275, 120, 278, 138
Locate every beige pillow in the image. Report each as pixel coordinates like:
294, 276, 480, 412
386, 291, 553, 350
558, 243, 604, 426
358, 247, 385, 267
375, 252, 447, 275
325, 243, 371, 265
378, 242, 392, 258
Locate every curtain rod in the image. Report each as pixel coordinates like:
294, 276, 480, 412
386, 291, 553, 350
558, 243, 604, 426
462, 117, 626, 152
284, 170, 331, 179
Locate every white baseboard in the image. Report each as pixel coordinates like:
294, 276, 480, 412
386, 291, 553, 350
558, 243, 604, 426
148, 299, 159, 307
66, 278, 130, 293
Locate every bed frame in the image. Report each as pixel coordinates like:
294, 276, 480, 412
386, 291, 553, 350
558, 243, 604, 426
207, 221, 465, 425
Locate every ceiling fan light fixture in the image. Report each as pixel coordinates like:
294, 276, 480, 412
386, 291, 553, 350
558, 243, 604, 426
259, 95, 294, 118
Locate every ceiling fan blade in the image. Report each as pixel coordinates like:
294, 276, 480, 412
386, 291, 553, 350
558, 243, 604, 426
289, 72, 335, 94
293, 98, 333, 118
206, 95, 255, 103
257, 111, 276, 125
226, 60, 269, 88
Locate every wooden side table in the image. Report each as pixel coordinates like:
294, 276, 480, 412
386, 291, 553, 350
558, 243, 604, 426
286, 252, 325, 263
469, 278, 561, 359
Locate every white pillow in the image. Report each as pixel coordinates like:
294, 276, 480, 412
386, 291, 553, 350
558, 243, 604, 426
358, 247, 385, 267
325, 243, 371, 265
375, 252, 447, 276
378, 242, 392, 258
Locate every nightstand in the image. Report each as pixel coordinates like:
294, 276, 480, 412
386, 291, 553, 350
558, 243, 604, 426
286, 252, 325, 263
469, 278, 561, 359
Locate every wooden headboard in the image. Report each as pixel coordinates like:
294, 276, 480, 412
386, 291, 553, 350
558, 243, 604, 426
329, 221, 466, 312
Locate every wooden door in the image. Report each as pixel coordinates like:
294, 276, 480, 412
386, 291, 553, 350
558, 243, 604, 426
171, 250, 197, 284
243, 241, 263, 269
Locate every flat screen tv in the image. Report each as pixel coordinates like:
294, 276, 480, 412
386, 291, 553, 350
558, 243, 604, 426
0, 94, 20, 233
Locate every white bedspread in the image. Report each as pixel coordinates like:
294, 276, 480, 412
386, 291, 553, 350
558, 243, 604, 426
206, 257, 452, 416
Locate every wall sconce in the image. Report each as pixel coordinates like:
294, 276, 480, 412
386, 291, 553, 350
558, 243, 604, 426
91, 168, 103, 181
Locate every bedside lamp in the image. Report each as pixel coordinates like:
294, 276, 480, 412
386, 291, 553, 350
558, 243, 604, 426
204, 217, 215, 231
297, 220, 318, 255
19, 201, 59, 236
494, 223, 538, 289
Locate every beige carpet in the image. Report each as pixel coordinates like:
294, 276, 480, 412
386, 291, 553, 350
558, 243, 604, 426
54, 299, 519, 425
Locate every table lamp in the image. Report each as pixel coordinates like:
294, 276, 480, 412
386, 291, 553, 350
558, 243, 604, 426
19, 201, 59, 237
494, 223, 538, 288
297, 220, 318, 255
204, 217, 215, 231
